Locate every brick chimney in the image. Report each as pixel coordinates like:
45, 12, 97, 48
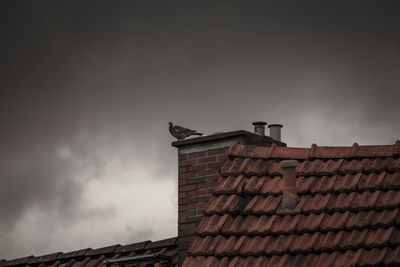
172, 128, 286, 263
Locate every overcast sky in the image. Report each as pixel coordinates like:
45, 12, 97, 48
1, 0, 399, 260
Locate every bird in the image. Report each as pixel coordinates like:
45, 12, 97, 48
169, 122, 203, 140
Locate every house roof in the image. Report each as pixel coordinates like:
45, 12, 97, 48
0, 237, 178, 267
183, 141, 400, 266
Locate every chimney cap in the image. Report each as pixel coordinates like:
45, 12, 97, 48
268, 124, 283, 128
280, 160, 298, 168
252, 121, 267, 126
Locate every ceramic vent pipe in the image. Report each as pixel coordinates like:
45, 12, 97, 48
268, 124, 283, 141
252, 121, 267, 136
280, 160, 299, 202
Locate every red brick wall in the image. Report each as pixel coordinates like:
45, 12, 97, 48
177, 147, 228, 261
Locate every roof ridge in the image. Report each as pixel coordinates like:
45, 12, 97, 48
228, 141, 400, 159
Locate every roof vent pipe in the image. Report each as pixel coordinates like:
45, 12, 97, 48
268, 124, 283, 141
252, 121, 267, 136
280, 160, 299, 209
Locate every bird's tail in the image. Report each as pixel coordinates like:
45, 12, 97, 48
194, 132, 203, 136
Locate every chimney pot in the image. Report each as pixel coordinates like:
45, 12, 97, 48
280, 160, 299, 206
252, 121, 267, 136
268, 124, 283, 141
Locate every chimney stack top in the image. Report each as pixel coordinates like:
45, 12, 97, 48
252, 121, 267, 136
268, 124, 283, 141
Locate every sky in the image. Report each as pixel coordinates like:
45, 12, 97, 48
1, 0, 399, 260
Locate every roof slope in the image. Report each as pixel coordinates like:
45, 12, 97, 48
183, 141, 400, 266
0, 237, 178, 267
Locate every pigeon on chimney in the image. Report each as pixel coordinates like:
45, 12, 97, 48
169, 122, 203, 140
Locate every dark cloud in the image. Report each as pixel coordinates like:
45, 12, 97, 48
1, 0, 400, 259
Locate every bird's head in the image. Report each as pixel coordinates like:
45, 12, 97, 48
168, 122, 173, 126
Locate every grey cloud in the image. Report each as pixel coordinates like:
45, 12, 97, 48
1, 0, 399, 259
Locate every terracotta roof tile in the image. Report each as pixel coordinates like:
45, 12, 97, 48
385, 246, 400, 264
237, 215, 259, 234
206, 256, 226, 266
290, 232, 320, 253
365, 227, 395, 247
197, 214, 229, 235
270, 254, 294, 266
363, 158, 389, 173
320, 211, 350, 231
215, 257, 230, 267
388, 158, 400, 171
284, 253, 306, 266
338, 159, 364, 174
220, 158, 243, 176
333, 173, 359, 192
381, 172, 400, 189
28, 252, 62, 264
214, 236, 245, 256
346, 210, 377, 229
237, 158, 251, 174
181, 256, 195, 267
251, 256, 269, 267
296, 176, 313, 195
266, 161, 281, 176
313, 231, 344, 251
267, 234, 295, 254
298, 159, 344, 176
260, 176, 281, 195
189, 236, 222, 255
375, 209, 399, 227
309, 175, 337, 194
358, 247, 389, 266
389, 228, 400, 244
185, 141, 400, 266
296, 213, 325, 232
350, 190, 381, 210
85, 245, 120, 257
227, 256, 267, 267
270, 215, 300, 234
144, 237, 177, 250
315, 251, 340, 266
245, 195, 281, 214
302, 194, 331, 213
376, 189, 400, 208
242, 159, 269, 176
239, 236, 269, 255
226, 256, 240, 267
325, 192, 355, 212
115, 241, 149, 253
1, 256, 33, 266
338, 249, 363, 267
243, 176, 265, 195
357, 172, 386, 190
245, 214, 277, 235
340, 229, 369, 249
220, 215, 245, 235
203, 195, 227, 214
213, 175, 244, 195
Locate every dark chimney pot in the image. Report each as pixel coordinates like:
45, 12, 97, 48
252, 121, 267, 136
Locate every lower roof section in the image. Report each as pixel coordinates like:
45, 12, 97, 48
0, 237, 178, 267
